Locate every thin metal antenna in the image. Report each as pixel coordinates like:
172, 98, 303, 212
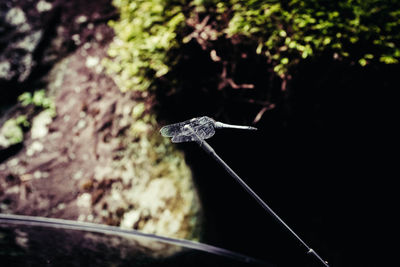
183, 124, 330, 267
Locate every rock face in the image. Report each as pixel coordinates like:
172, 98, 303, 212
0, 0, 54, 85
0, 5, 39, 82
0, 0, 200, 243
0, 0, 117, 102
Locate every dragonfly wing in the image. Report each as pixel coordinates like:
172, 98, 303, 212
161, 116, 216, 142
171, 134, 195, 143
160, 122, 185, 137
160, 125, 173, 137
189, 116, 214, 127
161, 116, 216, 136
193, 123, 215, 139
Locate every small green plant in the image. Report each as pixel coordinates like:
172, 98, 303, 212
0, 115, 29, 147
18, 89, 54, 109
0, 90, 56, 147
18, 89, 56, 117
14, 115, 30, 128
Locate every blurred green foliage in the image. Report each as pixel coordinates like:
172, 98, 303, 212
105, 0, 400, 91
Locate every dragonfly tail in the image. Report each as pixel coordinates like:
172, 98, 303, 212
214, 122, 257, 131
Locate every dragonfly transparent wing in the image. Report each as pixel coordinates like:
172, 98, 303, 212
170, 125, 216, 143
160, 116, 256, 143
160, 120, 190, 137
160, 116, 216, 139
171, 134, 195, 143
191, 123, 215, 139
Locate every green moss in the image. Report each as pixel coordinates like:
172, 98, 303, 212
225, 0, 400, 74
103, 0, 186, 92
105, 0, 400, 92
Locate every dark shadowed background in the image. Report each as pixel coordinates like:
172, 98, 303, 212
1, 1, 397, 266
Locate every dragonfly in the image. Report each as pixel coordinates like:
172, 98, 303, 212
160, 116, 257, 143
161, 116, 330, 267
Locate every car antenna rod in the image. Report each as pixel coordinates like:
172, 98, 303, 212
161, 116, 329, 267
